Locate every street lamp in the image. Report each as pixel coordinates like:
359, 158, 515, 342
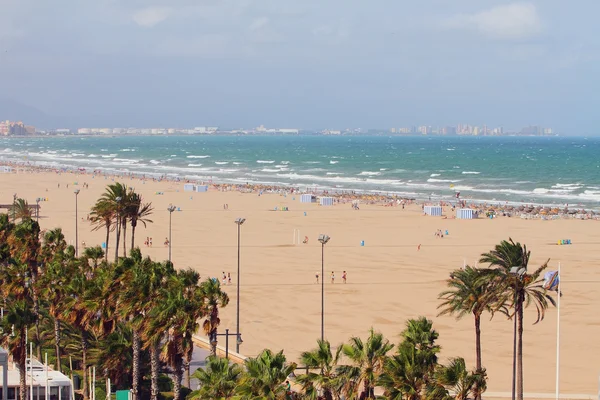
318, 234, 330, 342
115, 196, 122, 262
167, 205, 176, 263
74, 190, 80, 256
234, 217, 246, 353
510, 266, 526, 400
211, 329, 243, 359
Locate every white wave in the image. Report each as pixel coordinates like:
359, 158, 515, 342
101, 154, 117, 158
187, 155, 210, 159
170, 155, 177, 157
280, 161, 290, 164
533, 188, 549, 194
326, 172, 342, 175
380, 168, 388, 171
257, 160, 275, 164
305, 161, 321, 164
447, 148, 455, 151
358, 171, 381, 176
120, 149, 135, 152
149, 160, 161, 165
233, 162, 243, 165
330, 160, 339, 164
427, 178, 461, 183
71, 153, 85, 156
187, 163, 203, 167
430, 173, 441, 177
552, 183, 582, 189
260, 168, 280, 172
87, 154, 99, 158
215, 161, 229, 165
462, 171, 481, 175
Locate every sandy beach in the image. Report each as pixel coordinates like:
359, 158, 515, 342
1, 168, 598, 396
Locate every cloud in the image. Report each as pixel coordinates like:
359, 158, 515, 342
445, 3, 542, 40
132, 6, 172, 27
249, 17, 269, 31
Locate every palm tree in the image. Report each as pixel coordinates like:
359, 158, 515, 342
38, 233, 76, 373
140, 260, 176, 400
82, 246, 105, 270
236, 349, 297, 399
0, 257, 36, 400
336, 328, 393, 399
9, 198, 32, 222
98, 182, 128, 261
430, 358, 487, 400
90, 200, 114, 262
201, 278, 230, 357
126, 192, 153, 251
8, 219, 43, 359
480, 238, 556, 400
188, 356, 242, 400
0, 213, 15, 263
378, 317, 440, 400
296, 339, 340, 400
438, 266, 499, 373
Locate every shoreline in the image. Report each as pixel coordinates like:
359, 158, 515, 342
2, 160, 599, 219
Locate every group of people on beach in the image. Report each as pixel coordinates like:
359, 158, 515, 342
222, 272, 232, 285
315, 270, 347, 284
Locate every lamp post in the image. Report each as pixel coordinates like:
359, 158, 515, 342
234, 217, 246, 353
510, 266, 526, 400
115, 196, 122, 262
12, 193, 16, 222
167, 205, 176, 263
318, 234, 330, 342
74, 190, 80, 256
211, 329, 243, 359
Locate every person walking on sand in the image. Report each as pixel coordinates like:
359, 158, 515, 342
149, 237, 153, 247
331, 271, 335, 284
228, 272, 231, 285
222, 272, 227, 285
315, 272, 319, 284
418, 244, 421, 251
342, 270, 347, 284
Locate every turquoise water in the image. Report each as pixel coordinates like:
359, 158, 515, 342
1, 135, 599, 207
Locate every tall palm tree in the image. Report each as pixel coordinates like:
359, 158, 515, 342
126, 192, 153, 251
201, 278, 230, 357
0, 213, 15, 263
296, 339, 340, 400
0, 259, 36, 400
98, 182, 128, 261
188, 356, 242, 400
9, 198, 32, 222
38, 232, 76, 373
90, 200, 114, 262
438, 266, 499, 373
480, 238, 556, 400
429, 358, 487, 400
236, 349, 297, 399
336, 328, 393, 399
8, 219, 43, 359
140, 260, 176, 400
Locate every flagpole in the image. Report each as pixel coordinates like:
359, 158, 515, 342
555, 262, 561, 400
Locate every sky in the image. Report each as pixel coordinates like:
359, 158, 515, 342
1, 0, 599, 133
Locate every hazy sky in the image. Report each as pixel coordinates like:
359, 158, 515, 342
1, 0, 599, 132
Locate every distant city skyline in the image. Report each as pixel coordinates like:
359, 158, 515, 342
1, 1, 599, 134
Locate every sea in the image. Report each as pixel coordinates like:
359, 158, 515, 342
1, 135, 599, 208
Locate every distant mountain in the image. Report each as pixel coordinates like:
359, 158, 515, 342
0, 98, 65, 129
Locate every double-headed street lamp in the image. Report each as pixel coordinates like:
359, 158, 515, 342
509, 266, 526, 400
234, 217, 246, 353
210, 328, 243, 359
318, 234, 330, 342
74, 190, 80, 256
167, 205, 176, 263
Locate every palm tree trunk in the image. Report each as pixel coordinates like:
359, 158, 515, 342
34, 298, 42, 360
150, 341, 160, 400
115, 220, 121, 263
131, 329, 141, 400
19, 330, 27, 400
172, 359, 183, 400
105, 225, 110, 262
54, 318, 62, 372
131, 222, 136, 252
122, 219, 127, 257
184, 356, 191, 388
475, 313, 482, 370
475, 313, 482, 400
82, 330, 89, 400
517, 291, 524, 400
